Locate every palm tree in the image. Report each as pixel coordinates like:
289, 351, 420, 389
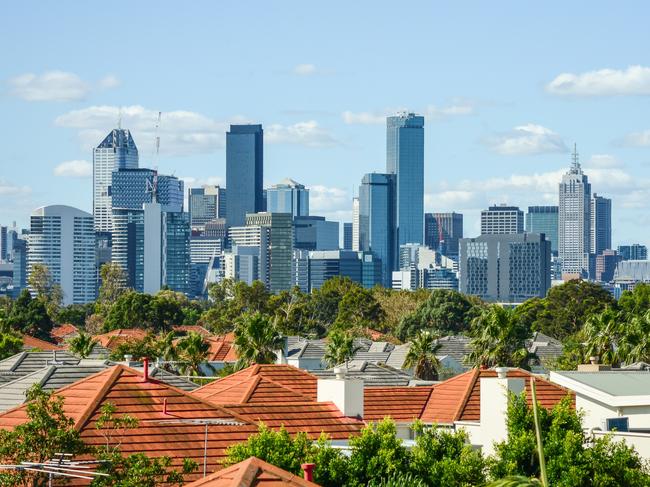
176, 332, 214, 376
323, 331, 359, 368
233, 312, 283, 368
626, 311, 650, 363
466, 305, 532, 368
583, 308, 620, 365
403, 330, 442, 380
153, 331, 179, 371
67, 331, 98, 359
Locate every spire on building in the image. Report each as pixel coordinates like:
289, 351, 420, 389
570, 143, 581, 173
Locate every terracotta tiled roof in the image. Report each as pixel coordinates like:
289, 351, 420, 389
205, 337, 238, 362
419, 368, 574, 424
94, 329, 149, 350
222, 402, 364, 439
0, 365, 258, 481
364, 386, 433, 421
184, 456, 319, 487
173, 325, 213, 337
194, 375, 312, 405
21, 335, 64, 352
197, 365, 318, 402
50, 324, 79, 343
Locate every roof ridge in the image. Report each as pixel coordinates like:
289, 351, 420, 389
241, 375, 263, 403
230, 457, 258, 485
74, 366, 124, 429
10, 352, 28, 372
451, 368, 480, 422
39, 365, 57, 387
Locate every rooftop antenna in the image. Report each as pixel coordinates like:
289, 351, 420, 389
153, 111, 162, 171
571, 143, 580, 171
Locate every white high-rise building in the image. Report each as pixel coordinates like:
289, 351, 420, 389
351, 197, 360, 251
93, 129, 139, 233
559, 146, 591, 277
28, 205, 96, 305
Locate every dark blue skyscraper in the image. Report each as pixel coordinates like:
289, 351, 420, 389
226, 124, 264, 227
359, 173, 395, 287
386, 113, 424, 247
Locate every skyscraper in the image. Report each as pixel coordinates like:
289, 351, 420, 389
481, 205, 524, 235
386, 113, 424, 246
526, 206, 559, 255
293, 216, 339, 251
93, 129, 139, 233
266, 178, 309, 217
459, 233, 551, 303
226, 124, 263, 227
591, 193, 612, 256
559, 147, 591, 277
343, 223, 353, 250
359, 173, 395, 287
351, 197, 360, 251
189, 186, 226, 227
245, 212, 293, 293
0, 226, 7, 262
28, 205, 96, 305
424, 212, 463, 256
618, 244, 648, 261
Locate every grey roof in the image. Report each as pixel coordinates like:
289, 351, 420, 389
85, 343, 112, 360
312, 361, 414, 387
385, 344, 410, 369
527, 332, 564, 363
554, 371, 650, 397
286, 337, 327, 360
0, 372, 25, 387
435, 335, 472, 365
0, 351, 80, 374
148, 368, 199, 391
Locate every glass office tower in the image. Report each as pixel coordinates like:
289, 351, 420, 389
189, 186, 226, 227
526, 206, 559, 255
359, 173, 396, 287
386, 113, 424, 246
226, 124, 264, 227
266, 178, 309, 217
93, 129, 139, 233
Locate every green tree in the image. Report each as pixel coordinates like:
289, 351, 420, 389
410, 422, 485, 487
323, 330, 358, 368
371, 287, 430, 335
0, 385, 86, 486
0, 329, 22, 360
489, 393, 650, 486
176, 331, 214, 376
620, 310, 650, 364
307, 277, 359, 334
334, 285, 385, 332
269, 287, 314, 336
618, 283, 650, 319
396, 289, 483, 340
97, 263, 128, 315
466, 305, 532, 368
56, 303, 94, 327
531, 280, 616, 340
345, 419, 409, 487
104, 291, 153, 331
148, 290, 186, 331
109, 334, 159, 361
583, 308, 621, 365
67, 331, 99, 358
6, 288, 53, 339
233, 312, 283, 367
403, 330, 442, 381
28, 263, 64, 317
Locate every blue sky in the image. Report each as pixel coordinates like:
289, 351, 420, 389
2, 1, 650, 244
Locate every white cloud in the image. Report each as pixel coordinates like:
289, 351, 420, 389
620, 129, 650, 147
546, 65, 650, 96
53, 160, 92, 178
55, 105, 230, 156
9, 71, 90, 102
293, 64, 317, 76
308, 185, 352, 222
484, 124, 567, 156
342, 101, 474, 125
585, 154, 623, 169
265, 121, 337, 147
0, 180, 31, 196
98, 74, 120, 89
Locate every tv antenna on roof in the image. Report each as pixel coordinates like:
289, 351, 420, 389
0, 453, 109, 486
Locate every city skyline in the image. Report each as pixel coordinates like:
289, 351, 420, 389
2, 2, 650, 245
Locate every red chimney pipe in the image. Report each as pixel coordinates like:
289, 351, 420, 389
301, 463, 315, 482
143, 357, 149, 382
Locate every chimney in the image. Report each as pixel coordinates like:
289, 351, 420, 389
301, 463, 315, 482
317, 367, 364, 418
142, 357, 149, 382
577, 356, 612, 372
479, 368, 524, 456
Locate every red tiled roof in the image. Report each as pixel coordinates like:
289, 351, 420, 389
184, 456, 319, 487
0, 365, 258, 482
364, 386, 433, 421
205, 337, 238, 362
21, 334, 64, 351
222, 402, 364, 439
196, 365, 318, 402
94, 329, 149, 350
50, 323, 79, 343
194, 375, 313, 405
419, 368, 574, 424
